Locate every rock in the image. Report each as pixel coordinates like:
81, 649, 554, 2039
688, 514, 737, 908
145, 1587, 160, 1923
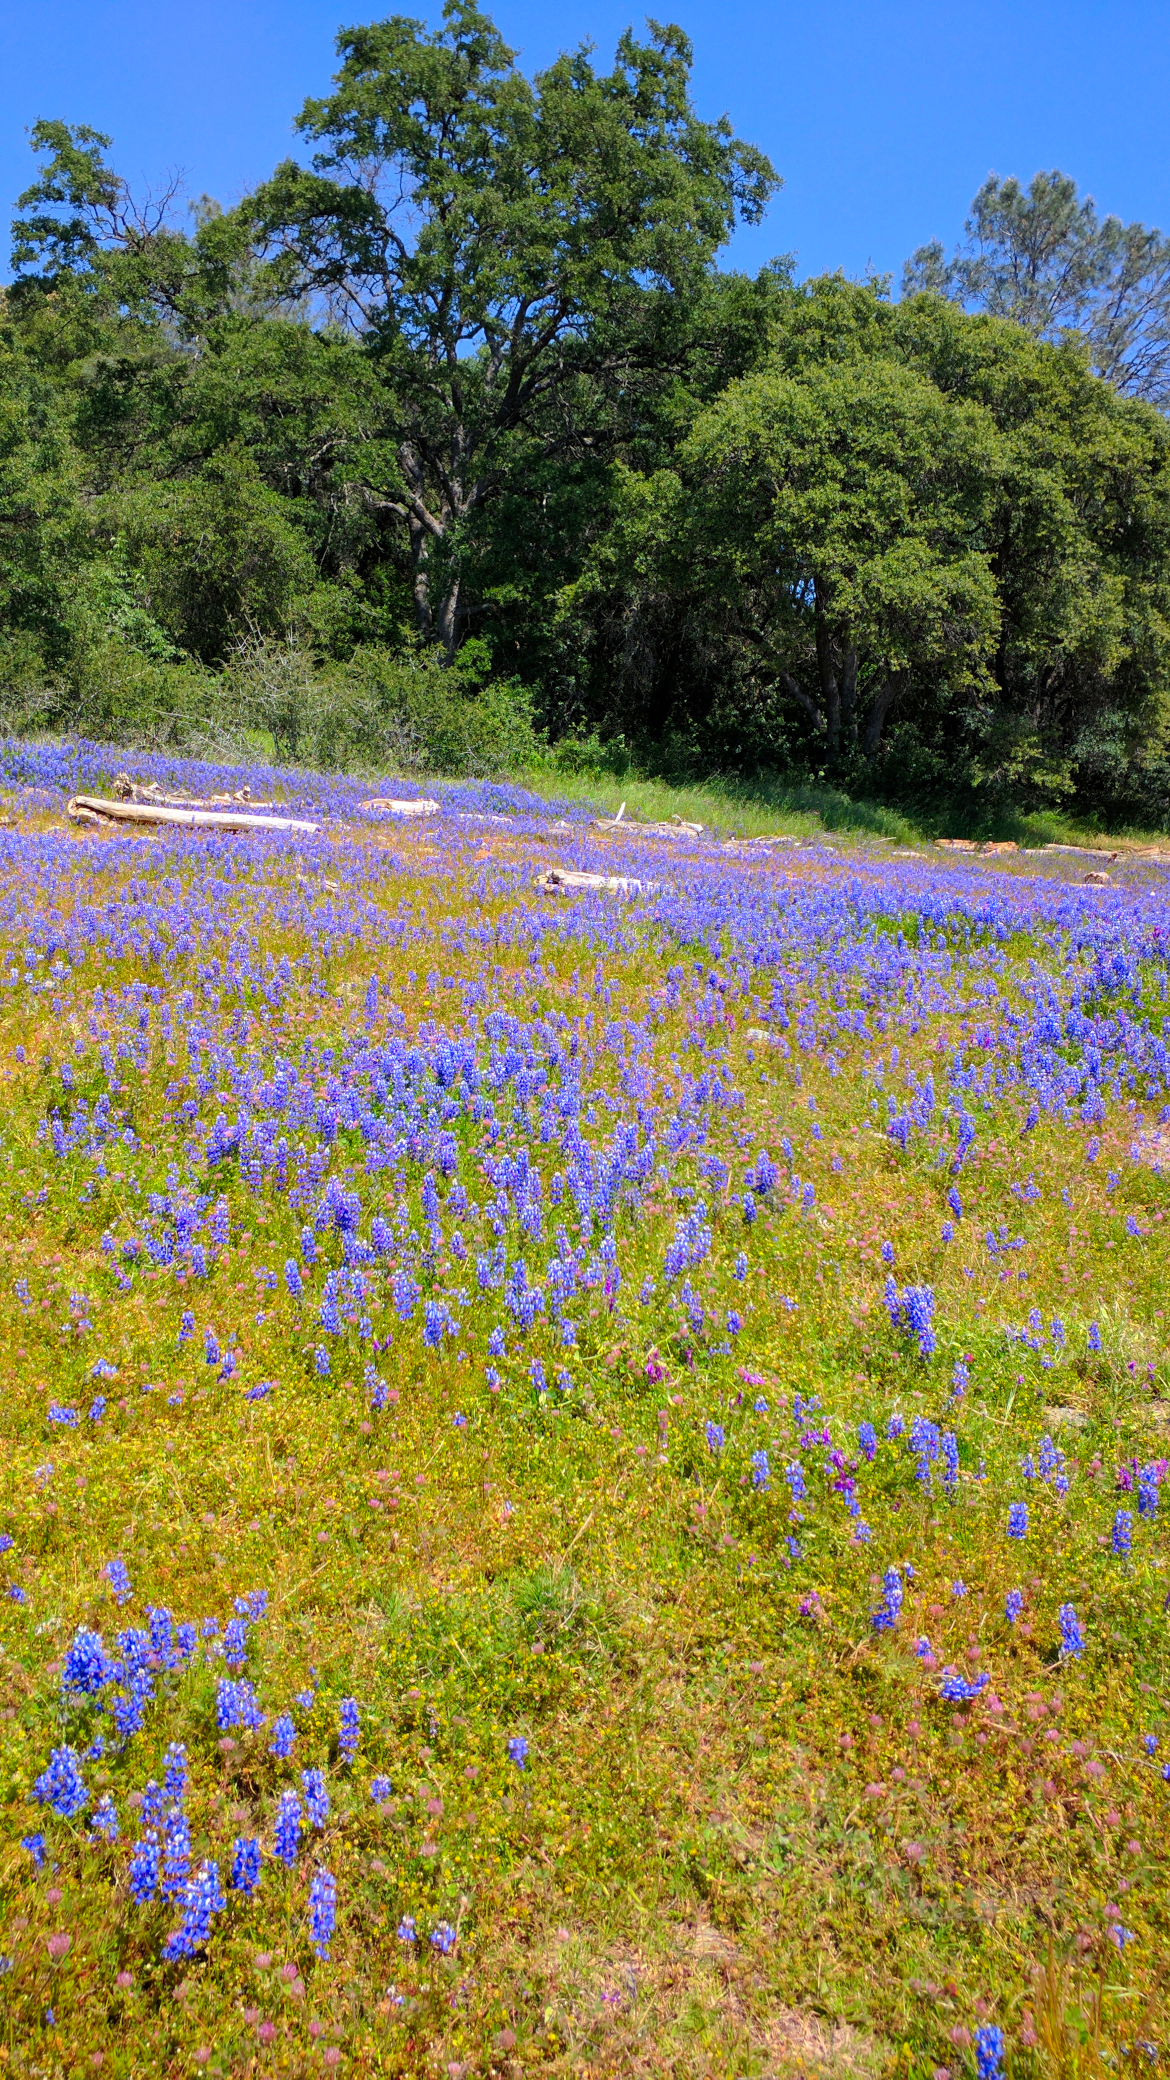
1083, 870, 1111, 885
1043, 1406, 1089, 1431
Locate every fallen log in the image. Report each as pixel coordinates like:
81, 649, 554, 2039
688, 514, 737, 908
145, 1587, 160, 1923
1043, 842, 1118, 862
113, 774, 274, 810
359, 796, 439, 817
537, 868, 651, 896
595, 814, 705, 838
67, 796, 319, 835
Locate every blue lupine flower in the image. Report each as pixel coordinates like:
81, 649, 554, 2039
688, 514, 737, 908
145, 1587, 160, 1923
269, 1714, 296, 1759
1059, 1604, 1085, 1657
1143, 1733, 1157, 1755
705, 1421, 724, 1452
871, 1567, 903, 1632
785, 1463, 806, 1503
302, 1768, 329, 1829
370, 1775, 392, 1803
285, 1259, 303, 1299
886, 1413, 904, 1441
128, 1833, 160, 1902
22, 1833, 46, 1865
1007, 1503, 1028, 1540
90, 1794, 119, 1843
975, 2024, 1004, 2080
178, 1310, 194, 1345
216, 1679, 265, 1732
430, 1921, 456, 1954
941, 1431, 959, 1493
161, 1808, 191, 1899
313, 1346, 331, 1377
338, 1697, 359, 1761
1005, 1589, 1024, 1624
857, 1422, 877, 1462
397, 1916, 417, 1943
161, 1860, 224, 1961
750, 1449, 770, 1490
507, 1736, 528, 1770
222, 1618, 248, 1671
230, 1837, 261, 1895
33, 1747, 89, 1818
62, 1627, 112, 1695
1138, 1466, 1160, 1518
1088, 1321, 1102, 1352
309, 1867, 337, 1958
163, 1744, 188, 1805
273, 1790, 303, 1866
939, 1668, 990, 1702
1112, 1510, 1133, 1557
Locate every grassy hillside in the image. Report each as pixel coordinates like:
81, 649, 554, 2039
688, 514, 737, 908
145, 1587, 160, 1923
0, 740, 1166, 2076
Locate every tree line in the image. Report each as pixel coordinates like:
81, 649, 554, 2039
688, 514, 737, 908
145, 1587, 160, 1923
4, 0, 1170, 821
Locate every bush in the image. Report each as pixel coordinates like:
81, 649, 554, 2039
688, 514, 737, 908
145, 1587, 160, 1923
216, 637, 541, 778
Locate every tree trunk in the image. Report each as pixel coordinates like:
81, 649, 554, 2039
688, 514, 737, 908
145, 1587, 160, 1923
407, 513, 435, 642
862, 673, 902, 757
436, 572, 461, 661
813, 580, 840, 756
839, 646, 859, 738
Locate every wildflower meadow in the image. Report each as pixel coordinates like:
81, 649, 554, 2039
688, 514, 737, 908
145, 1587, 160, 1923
0, 737, 1167, 2076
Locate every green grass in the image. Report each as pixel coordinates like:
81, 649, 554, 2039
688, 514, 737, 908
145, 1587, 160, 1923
515, 759, 1170, 851
0, 779, 1167, 2078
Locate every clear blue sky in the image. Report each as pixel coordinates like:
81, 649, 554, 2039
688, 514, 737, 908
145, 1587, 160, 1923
2, 0, 1168, 286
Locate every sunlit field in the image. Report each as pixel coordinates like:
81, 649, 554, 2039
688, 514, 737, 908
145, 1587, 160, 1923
1, 738, 1167, 2079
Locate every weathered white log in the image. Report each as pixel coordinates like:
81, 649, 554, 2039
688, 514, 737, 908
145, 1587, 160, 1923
359, 796, 439, 816
113, 774, 274, 810
67, 796, 319, 834
595, 814, 705, 837
538, 867, 651, 895
1043, 842, 1118, 861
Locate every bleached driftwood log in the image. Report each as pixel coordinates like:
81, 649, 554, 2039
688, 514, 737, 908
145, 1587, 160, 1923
595, 813, 705, 838
359, 797, 440, 816
537, 867, 651, 896
113, 774, 275, 810
1043, 842, 1118, 862
67, 796, 319, 835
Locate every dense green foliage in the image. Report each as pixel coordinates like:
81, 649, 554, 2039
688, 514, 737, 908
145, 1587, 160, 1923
4, 3, 1170, 819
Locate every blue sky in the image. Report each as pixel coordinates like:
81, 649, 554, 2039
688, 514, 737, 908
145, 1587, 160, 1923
2, 0, 1168, 286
